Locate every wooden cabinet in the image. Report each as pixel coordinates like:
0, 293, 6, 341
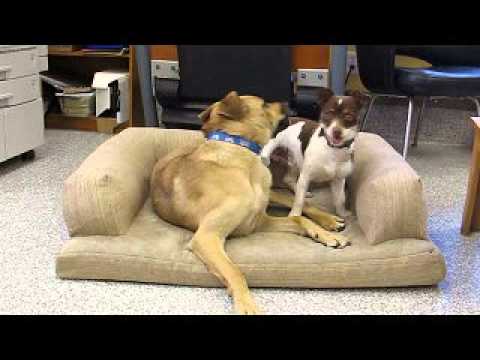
45, 46, 142, 132
292, 45, 330, 69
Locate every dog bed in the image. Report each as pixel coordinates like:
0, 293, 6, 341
56, 128, 446, 288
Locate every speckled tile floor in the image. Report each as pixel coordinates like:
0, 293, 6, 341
1, 126, 479, 315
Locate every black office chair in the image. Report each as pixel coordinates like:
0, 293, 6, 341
153, 46, 321, 130
356, 46, 480, 158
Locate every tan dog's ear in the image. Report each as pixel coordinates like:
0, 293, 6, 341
345, 89, 369, 107
217, 91, 246, 120
198, 105, 214, 123
316, 87, 335, 108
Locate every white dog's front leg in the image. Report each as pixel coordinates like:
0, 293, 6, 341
289, 172, 310, 217
331, 178, 351, 217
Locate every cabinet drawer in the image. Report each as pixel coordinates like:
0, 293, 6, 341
3, 98, 44, 159
0, 47, 38, 80
0, 109, 5, 162
37, 56, 48, 72
36, 45, 48, 56
0, 75, 40, 108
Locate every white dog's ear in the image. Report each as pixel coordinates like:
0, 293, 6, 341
217, 91, 247, 120
316, 87, 335, 108
345, 89, 369, 107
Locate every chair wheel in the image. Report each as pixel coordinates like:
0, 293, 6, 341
21, 150, 35, 161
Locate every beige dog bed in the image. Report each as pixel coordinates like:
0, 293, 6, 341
56, 128, 446, 288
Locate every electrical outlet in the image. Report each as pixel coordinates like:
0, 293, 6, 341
296, 69, 329, 87
346, 51, 358, 74
151, 60, 180, 80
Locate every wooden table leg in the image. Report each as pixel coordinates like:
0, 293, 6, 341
461, 119, 480, 235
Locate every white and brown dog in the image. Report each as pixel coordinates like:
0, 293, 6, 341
261, 88, 367, 219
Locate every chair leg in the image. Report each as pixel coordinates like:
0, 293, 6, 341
403, 97, 414, 159
412, 97, 427, 147
360, 94, 377, 131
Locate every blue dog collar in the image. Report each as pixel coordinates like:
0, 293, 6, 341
207, 130, 262, 155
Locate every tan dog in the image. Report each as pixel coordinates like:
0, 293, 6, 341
150, 91, 348, 315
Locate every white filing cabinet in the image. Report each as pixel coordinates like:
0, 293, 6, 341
0, 45, 47, 162
36, 45, 48, 72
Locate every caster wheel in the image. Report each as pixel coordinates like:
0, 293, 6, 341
21, 150, 35, 161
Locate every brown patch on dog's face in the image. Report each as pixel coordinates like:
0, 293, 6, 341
199, 91, 287, 145
316, 88, 368, 146
316, 87, 335, 109
320, 94, 364, 128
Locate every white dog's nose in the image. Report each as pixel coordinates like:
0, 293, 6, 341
333, 128, 343, 139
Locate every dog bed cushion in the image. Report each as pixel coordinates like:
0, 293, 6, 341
57, 128, 445, 288
57, 198, 445, 288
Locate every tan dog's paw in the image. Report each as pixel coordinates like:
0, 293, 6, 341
234, 294, 261, 315
306, 226, 351, 249
323, 232, 351, 249
308, 212, 346, 232
325, 215, 346, 232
